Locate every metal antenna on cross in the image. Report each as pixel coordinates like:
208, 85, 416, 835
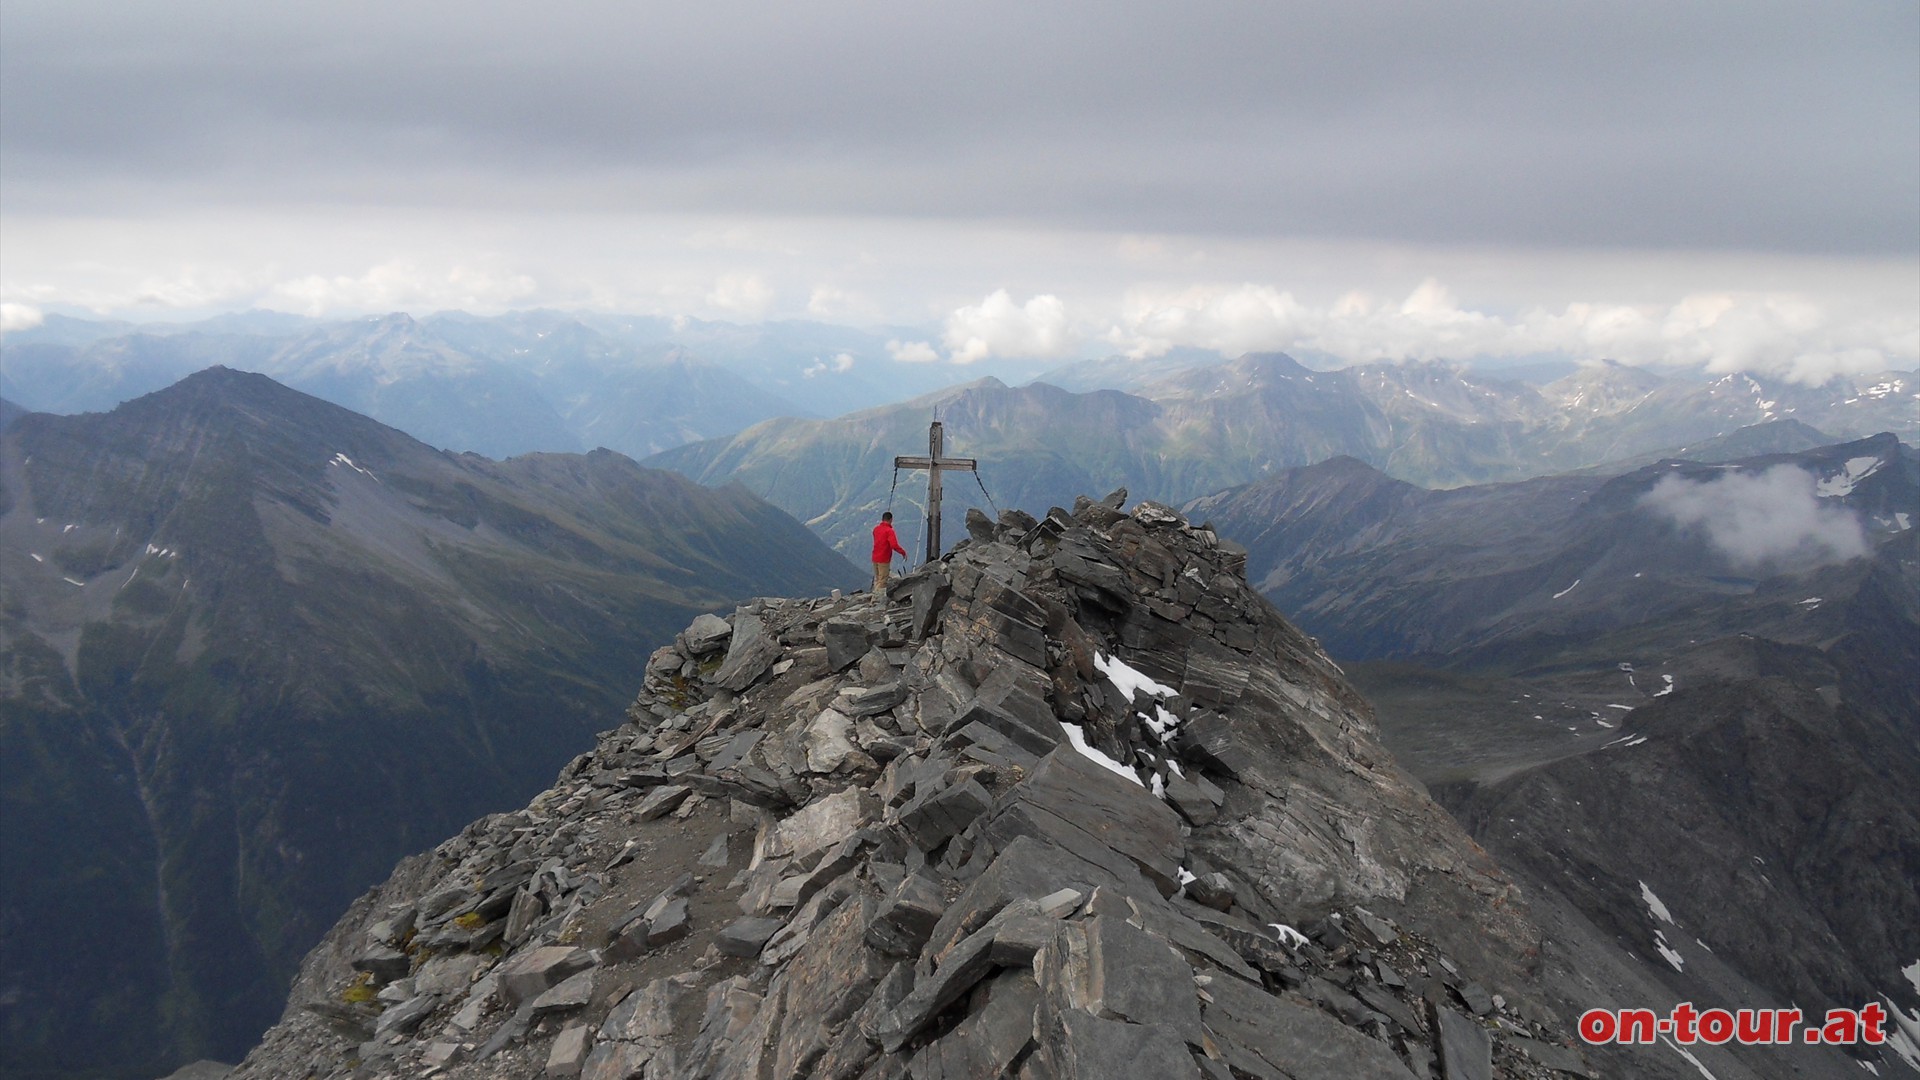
893, 419, 977, 564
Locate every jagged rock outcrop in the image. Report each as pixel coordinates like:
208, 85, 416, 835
231, 493, 1591, 1080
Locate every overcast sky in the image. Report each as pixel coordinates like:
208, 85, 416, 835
2, 0, 1915, 382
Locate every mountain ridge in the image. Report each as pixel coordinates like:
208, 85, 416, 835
652, 354, 1917, 562
226, 492, 1589, 1080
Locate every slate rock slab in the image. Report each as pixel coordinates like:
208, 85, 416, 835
1433, 1006, 1492, 1080
1039, 1008, 1201, 1080
635, 783, 692, 821
1201, 972, 1417, 1080
713, 611, 782, 691
866, 873, 947, 956
529, 969, 595, 1018
897, 777, 994, 851
823, 620, 872, 672
499, 946, 595, 1008
908, 970, 1039, 1080
985, 747, 1185, 894
716, 916, 784, 958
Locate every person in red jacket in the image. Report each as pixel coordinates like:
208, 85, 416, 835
872, 511, 909, 593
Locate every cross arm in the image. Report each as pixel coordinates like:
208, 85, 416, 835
894, 455, 978, 471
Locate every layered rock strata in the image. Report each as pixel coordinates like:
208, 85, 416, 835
232, 492, 1590, 1080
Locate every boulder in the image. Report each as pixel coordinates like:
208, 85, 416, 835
683, 613, 734, 655
545, 1023, 592, 1078
804, 708, 857, 773
715, 916, 784, 958
823, 620, 872, 673
762, 788, 878, 864
351, 944, 410, 984
965, 507, 997, 544
872, 900, 1045, 1052
897, 777, 994, 852
845, 681, 909, 718
1178, 711, 1251, 779
634, 783, 691, 821
372, 993, 439, 1038
865, 873, 948, 956
498, 946, 594, 1008
1186, 871, 1236, 912
529, 969, 595, 1018
907, 971, 1039, 1080
646, 897, 691, 946
1164, 771, 1221, 826
713, 611, 782, 691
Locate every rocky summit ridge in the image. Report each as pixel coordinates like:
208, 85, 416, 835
231, 493, 1593, 1080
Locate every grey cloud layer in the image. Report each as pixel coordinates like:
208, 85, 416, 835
4, 0, 1914, 252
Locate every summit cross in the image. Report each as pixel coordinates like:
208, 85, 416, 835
893, 420, 977, 564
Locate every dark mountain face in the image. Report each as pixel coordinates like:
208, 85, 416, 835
1193, 437, 1920, 1078
0, 369, 859, 1079
1192, 432, 1917, 666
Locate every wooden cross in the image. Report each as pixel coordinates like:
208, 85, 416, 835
894, 420, 977, 564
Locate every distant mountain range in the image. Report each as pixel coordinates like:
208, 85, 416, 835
1190, 436, 1920, 1075
0, 369, 858, 1078
653, 352, 1916, 561
0, 311, 986, 461
11, 313, 1912, 501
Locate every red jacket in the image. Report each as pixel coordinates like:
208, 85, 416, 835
872, 521, 908, 563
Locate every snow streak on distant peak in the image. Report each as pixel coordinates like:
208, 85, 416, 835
329, 452, 380, 482
1816, 456, 1883, 498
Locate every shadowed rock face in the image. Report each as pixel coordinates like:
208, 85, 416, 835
231, 493, 1585, 1080
0, 368, 860, 1079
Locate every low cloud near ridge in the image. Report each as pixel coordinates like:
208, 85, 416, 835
883, 280, 1916, 386
1640, 465, 1871, 569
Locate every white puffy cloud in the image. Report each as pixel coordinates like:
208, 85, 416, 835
1103, 279, 1918, 385
0, 302, 45, 332
1640, 465, 1870, 569
802, 352, 856, 378
2, 204, 1910, 386
806, 284, 879, 321
1109, 284, 1307, 358
705, 272, 774, 318
942, 290, 1075, 364
267, 260, 538, 316
887, 339, 940, 364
